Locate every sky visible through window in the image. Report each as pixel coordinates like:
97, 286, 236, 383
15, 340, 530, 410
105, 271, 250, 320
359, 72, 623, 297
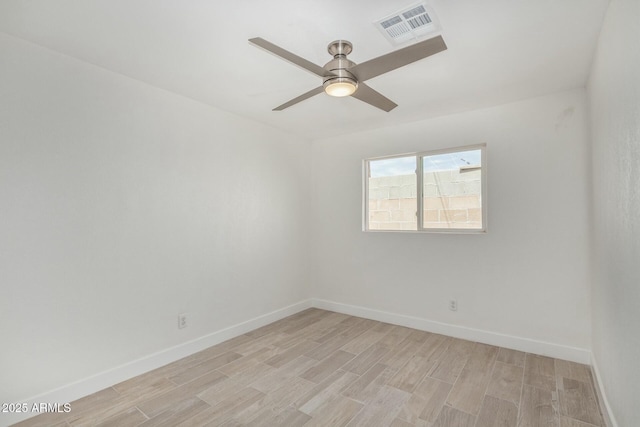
370, 149, 481, 177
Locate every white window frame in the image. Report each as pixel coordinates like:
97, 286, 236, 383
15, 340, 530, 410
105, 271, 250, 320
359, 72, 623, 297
363, 143, 487, 233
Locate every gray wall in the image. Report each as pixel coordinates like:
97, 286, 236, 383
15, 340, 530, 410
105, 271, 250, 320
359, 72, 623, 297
0, 33, 311, 405
588, 0, 640, 425
311, 89, 592, 358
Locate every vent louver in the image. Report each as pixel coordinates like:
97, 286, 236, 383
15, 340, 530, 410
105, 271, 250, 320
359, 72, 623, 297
375, 3, 440, 45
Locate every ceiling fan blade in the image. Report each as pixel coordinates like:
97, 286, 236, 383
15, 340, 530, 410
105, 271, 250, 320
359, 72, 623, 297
249, 37, 329, 78
351, 83, 398, 112
349, 35, 447, 82
273, 86, 324, 111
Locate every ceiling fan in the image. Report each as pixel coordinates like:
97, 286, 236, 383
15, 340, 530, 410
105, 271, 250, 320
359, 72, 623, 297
248, 35, 447, 112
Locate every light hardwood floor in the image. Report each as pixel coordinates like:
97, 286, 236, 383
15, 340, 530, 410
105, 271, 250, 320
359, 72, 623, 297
13, 309, 605, 427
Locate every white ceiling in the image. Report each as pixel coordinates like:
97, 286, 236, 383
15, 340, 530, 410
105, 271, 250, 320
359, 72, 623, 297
0, 0, 610, 140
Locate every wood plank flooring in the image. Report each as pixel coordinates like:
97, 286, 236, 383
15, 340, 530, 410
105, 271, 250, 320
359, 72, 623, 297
13, 309, 606, 427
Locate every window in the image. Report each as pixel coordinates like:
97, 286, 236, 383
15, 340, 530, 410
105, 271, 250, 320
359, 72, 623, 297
364, 144, 486, 232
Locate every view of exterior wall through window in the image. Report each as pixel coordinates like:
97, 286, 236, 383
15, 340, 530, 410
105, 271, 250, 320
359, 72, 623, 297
364, 145, 486, 232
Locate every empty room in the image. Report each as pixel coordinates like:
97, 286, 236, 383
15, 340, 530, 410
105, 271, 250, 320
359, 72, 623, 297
1, 0, 638, 426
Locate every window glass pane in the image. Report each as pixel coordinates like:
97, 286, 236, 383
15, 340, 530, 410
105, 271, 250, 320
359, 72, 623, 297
422, 149, 482, 229
368, 156, 417, 231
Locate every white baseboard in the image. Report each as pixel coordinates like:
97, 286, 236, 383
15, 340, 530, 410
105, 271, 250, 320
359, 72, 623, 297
2, 299, 313, 427
590, 354, 618, 427
311, 298, 591, 364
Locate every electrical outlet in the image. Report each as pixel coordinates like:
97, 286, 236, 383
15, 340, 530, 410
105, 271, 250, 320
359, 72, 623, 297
178, 313, 188, 329
449, 299, 458, 311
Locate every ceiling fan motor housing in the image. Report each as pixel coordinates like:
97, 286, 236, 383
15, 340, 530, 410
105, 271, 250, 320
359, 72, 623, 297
323, 40, 358, 93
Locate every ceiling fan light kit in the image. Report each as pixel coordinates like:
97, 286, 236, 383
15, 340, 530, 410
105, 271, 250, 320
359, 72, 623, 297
248, 34, 447, 112
324, 78, 358, 97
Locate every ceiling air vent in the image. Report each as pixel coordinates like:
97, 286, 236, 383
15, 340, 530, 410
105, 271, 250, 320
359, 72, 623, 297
375, 3, 441, 45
